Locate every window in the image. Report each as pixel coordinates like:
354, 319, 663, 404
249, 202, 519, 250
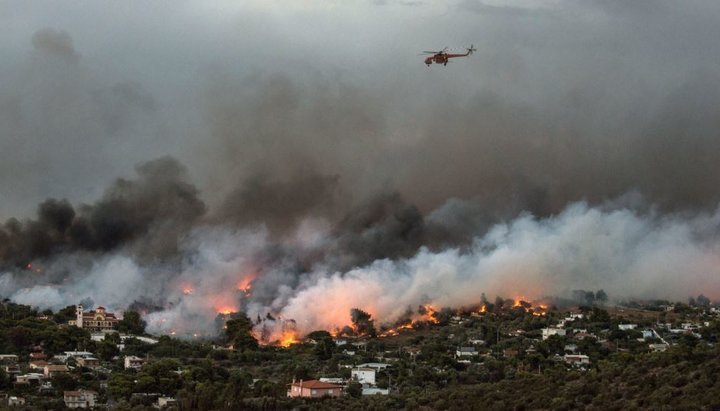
311, 390, 317, 395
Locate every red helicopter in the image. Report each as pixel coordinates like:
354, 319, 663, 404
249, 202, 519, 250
421, 45, 476, 66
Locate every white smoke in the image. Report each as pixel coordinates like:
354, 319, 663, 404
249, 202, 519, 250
274, 201, 720, 333
1, 200, 719, 338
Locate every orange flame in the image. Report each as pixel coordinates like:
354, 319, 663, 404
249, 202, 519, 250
237, 272, 257, 293
279, 330, 300, 347
217, 307, 237, 315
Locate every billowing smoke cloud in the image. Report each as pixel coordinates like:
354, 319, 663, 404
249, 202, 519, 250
0, 156, 205, 269
2, 2, 720, 339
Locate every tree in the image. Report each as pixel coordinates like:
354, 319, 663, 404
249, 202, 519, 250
97, 340, 120, 361
595, 290, 608, 305
225, 313, 258, 351
118, 310, 146, 335
350, 308, 376, 337
347, 381, 363, 398
51, 372, 77, 391
696, 294, 710, 307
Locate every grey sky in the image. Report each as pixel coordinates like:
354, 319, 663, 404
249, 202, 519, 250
1, 0, 720, 218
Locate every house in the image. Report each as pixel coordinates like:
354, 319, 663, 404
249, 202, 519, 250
77, 357, 100, 369
563, 354, 590, 366
287, 379, 342, 398
0, 355, 18, 364
642, 330, 654, 339
158, 397, 177, 408
618, 324, 637, 331
44, 364, 70, 378
29, 360, 48, 370
351, 368, 376, 386
29, 352, 47, 360
319, 377, 346, 386
542, 328, 566, 340
503, 348, 518, 358
455, 347, 478, 357
124, 355, 146, 370
649, 343, 669, 352
5, 365, 20, 376
7, 396, 25, 407
564, 344, 578, 353
64, 390, 97, 408
362, 387, 390, 395
573, 332, 595, 340
355, 363, 390, 370
68, 304, 119, 332
404, 346, 421, 358
16, 373, 44, 385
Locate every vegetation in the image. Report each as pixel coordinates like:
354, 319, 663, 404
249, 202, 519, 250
0, 298, 718, 410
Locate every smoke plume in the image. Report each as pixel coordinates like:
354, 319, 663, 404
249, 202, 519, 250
2, 2, 720, 339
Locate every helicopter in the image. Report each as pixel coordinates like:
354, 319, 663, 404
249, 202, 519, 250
421, 45, 476, 66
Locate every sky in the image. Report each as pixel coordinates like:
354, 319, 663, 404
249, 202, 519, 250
1, 1, 720, 336
2, 0, 720, 218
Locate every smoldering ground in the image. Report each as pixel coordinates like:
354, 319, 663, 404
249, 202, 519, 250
1, 1, 720, 337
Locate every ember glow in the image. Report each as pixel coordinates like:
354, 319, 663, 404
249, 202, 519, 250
237, 273, 256, 295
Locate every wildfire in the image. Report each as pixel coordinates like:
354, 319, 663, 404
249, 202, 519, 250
417, 304, 440, 324
279, 330, 300, 347
217, 307, 237, 315
237, 272, 257, 294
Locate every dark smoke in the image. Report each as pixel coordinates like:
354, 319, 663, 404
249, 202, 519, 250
0, 157, 205, 269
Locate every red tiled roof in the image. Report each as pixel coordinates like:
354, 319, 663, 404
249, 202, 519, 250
290, 380, 342, 389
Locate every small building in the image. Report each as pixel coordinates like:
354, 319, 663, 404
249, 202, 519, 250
7, 396, 25, 407
29, 352, 47, 360
29, 360, 49, 370
503, 348, 518, 358
69, 305, 119, 332
287, 380, 342, 398
16, 373, 44, 385
124, 355, 146, 370
542, 328, 566, 340
355, 362, 390, 370
618, 324, 637, 331
158, 397, 178, 408
45, 364, 70, 378
362, 387, 389, 395
5, 365, 20, 376
649, 343, 669, 353
351, 368, 376, 386
319, 377, 346, 386
0, 355, 18, 364
563, 354, 590, 366
456, 347, 478, 357
77, 357, 100, 369
573, 332, 595, 340
64, 390, 97, 409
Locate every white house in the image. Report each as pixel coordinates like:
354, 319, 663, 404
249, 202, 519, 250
542, 328, 566, 340
351, 368, 376, 386
618, 324, 637, 331
158, 397, 178, 408
8, 396, 25, 407
455, 347, 478, 357
124, 355, 146, 370
64, 390, 97, 409
563, 354, 590, 366
649, 343, 669, 352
